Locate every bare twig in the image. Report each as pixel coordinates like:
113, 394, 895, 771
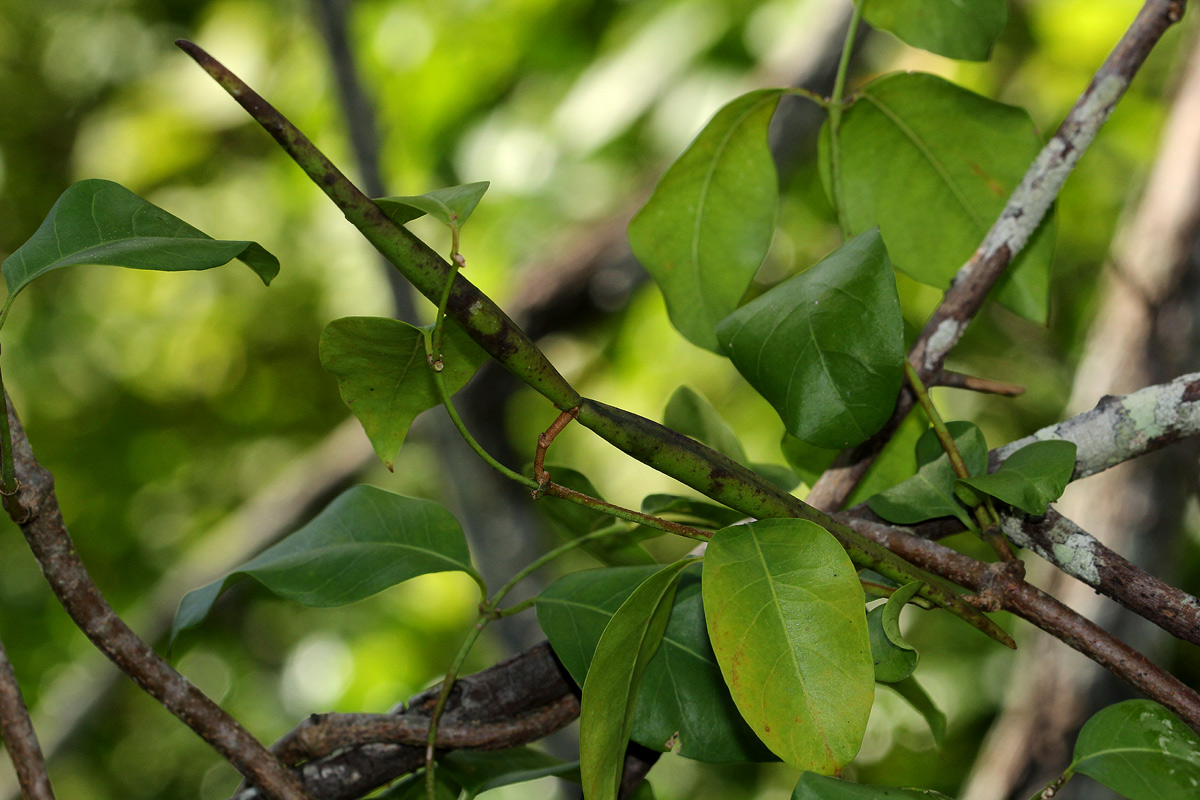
839, 515, 1200, 734
0, 394, 313, 800
0, 635, 54, 800
933, 370, 1026, 397
806, 0, 1187, 511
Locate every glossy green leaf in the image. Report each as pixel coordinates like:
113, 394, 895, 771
793, 771, 953, 799
172, 486, 477, 644
630, 89, 783, 351
580, 558, 694, 800
664, 385, 748, 462
844, 412, 929, 507
703, 519, 874, 772
717, 229, 904, 449
957, 440, 1077, 516
640, 494, 746, 531
868, 581, 922, 683
888, 676, 947, 747
1070, 700, 1200, 800
375, 181, 490, 231
867, 422, 988, 528
536, 565, 774, 763
1, 179, 278, 308
438, 748, 579, 799
822, 72, 1055, 323
530, 465, 656, 566
862, 0, 1006, 61
319, 316, 488, 470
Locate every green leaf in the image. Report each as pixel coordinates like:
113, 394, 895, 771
639, 494, 746, 530
703, 519, 874, 772
375, 181, 490, 231
438, 748, 579, 799
888, 676, 947, 747
1, 179, 278, 307
822, 72, 1055, 323
530, 465, 657, 566
536, 565, 775, 763
172, 486, 477, 644
956, 440, 1077, 516
580, 558, 695, 800
376, 771, 461, 800
845, 412, 929, 507
868, 581, 922, 683
781, 436, 839, 487
1070, 700, 1200, 800
792, 771, 953, 799
717, 229, 904, 449
319, 316, 488, 470
750, 462, 801, 492
664, 385, 748, 463
629, 89, 783, 352
862, 0, 1007, 61
867, 422, 988, 528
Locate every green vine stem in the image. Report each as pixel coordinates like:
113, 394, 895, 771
176, 40, 1014, 650
423, 522, 646, 798
904, 362, 1014, 560
826, 0, 863, 238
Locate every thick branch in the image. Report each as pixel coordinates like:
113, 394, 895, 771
0, 395, 312, 800
0, 635, 54, 800
233, 642, 578, 800
1000, 509, 1200, 645
806, 0, 1186, 510
839, 515, 1200, 734
993, 371, 1200, 478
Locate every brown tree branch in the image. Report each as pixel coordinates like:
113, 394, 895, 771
0, 634, 54, 800
0, 394, 313, 800
231, 642, 578, 800
839, 515, 1200, 734
806, 0, 1187, 511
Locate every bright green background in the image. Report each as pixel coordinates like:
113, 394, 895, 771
0, 1, 1194, 798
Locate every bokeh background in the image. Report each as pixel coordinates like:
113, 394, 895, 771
0, 0, 1197, 798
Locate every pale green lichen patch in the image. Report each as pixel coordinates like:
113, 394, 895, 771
1050, 529, 1100, 585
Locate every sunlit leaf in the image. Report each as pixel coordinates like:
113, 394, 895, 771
376, 181, 490, 231
717, 229, 904, 448
703, 519, 874, 772
1, 179, 278, 309
867, 422, 987, 528
868, 581, 922, 683
438, 748, 579, 799
822, 72, 1055, 323
580, 558, 694, 800
792, 771, 953, 799
536, 565, 775, 763
1070, 700, 1200, 800
319, 316, 488, 470
172, 486, 477, 644
862, 0, 1006, 61
630, 89, 783, 351
530, 465, 656, 566
957, 440, 1077, 515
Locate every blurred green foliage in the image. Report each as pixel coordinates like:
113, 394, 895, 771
0, 0, 1192, 798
